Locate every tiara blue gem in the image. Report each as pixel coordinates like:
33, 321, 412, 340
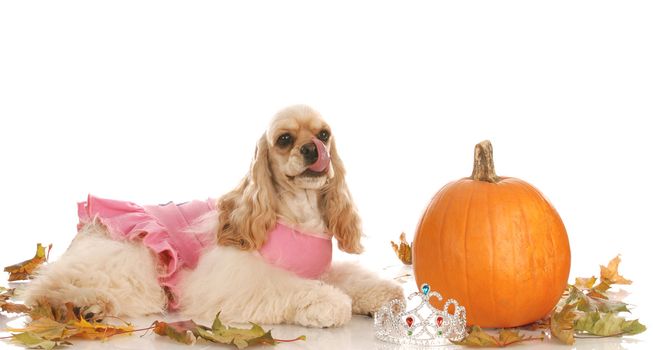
421, 283, 430, 295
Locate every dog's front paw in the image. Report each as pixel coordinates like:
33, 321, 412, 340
294, 285, 352, 328
352, 279, 404, 316
77, 303, 108, 322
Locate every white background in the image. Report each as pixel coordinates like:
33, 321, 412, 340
1, 1, 652, 349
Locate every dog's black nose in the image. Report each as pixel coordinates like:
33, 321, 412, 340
300, 142, 318, 165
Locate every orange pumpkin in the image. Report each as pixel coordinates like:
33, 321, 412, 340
412, 140, 571, 328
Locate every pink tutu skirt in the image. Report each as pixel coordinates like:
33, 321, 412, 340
77, 195, 216, 310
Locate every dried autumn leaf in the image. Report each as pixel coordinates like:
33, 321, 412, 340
153, 312, 305, 349
622, 319, 648, 335
574, 276, 597, 290
497, 329, 533, 346
1, 302, 31, 314
1, 287, 31, 314
575, 312, 646, 336
153, 320, 199, 345
199, 313, 276, 349
4, 243, 52, 281
566, 285, 630, 314
600, 255, 632, 286
390, 232, 412, 265
11, 332, 62, 350
587, 282, 611, 299
551, 302, 578, 345
70, 318, 134, 340
7, 318, 68, 340
452, 326, 499, 347
551, 255, 648, 345
27, 300, 76, 324
7, 299, 134, 349
452, 326, 543, 347
27, 300, 58, 321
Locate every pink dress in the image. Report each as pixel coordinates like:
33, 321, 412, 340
77, 195, 332, 310
258, 221, 332, 279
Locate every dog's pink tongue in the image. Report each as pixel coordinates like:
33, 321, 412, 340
309, 137, 330, 172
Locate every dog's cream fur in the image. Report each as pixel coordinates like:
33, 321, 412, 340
24, 105, 403, 327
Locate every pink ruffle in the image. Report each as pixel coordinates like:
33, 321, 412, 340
77, 195, 216, 310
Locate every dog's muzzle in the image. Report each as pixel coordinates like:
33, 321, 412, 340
301, 137, 330, 173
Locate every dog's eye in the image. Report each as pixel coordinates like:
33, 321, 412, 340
317, 130, 330, 142
276, 133, 293, 147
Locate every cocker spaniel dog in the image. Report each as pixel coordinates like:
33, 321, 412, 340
24, 105, 403, 327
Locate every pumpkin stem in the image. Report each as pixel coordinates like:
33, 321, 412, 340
471, 140, 500, 183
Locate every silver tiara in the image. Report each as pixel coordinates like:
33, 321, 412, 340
374, 283, 467, 347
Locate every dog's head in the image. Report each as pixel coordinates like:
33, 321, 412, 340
267, 106, 334, 190
216, 105, 363, 254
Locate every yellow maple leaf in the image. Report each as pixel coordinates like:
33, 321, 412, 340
70, 318, 134, 340
4, 243, 51, 281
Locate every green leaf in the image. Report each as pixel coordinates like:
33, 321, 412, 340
622, 319, 647, 335
212, 311, 225, 330
575, 312, 647, 336
11, 332, 60, 350
193, 313, 280, 349
196, 327, 234, 345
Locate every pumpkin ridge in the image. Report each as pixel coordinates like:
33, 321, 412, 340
508, 188, 519, 325
511, 180, 537, 322
485, 183, 498, 326
462, 181, 477, 322
514, 180, 561, 307
436, 183, 456, 304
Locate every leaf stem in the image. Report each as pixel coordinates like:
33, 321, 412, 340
274, 335, 306, 343
107, 325, 157, 338
502, 335, 544, 346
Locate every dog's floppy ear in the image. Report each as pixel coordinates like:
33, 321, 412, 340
217, 134, 278, 250
320, 137, 364, 254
